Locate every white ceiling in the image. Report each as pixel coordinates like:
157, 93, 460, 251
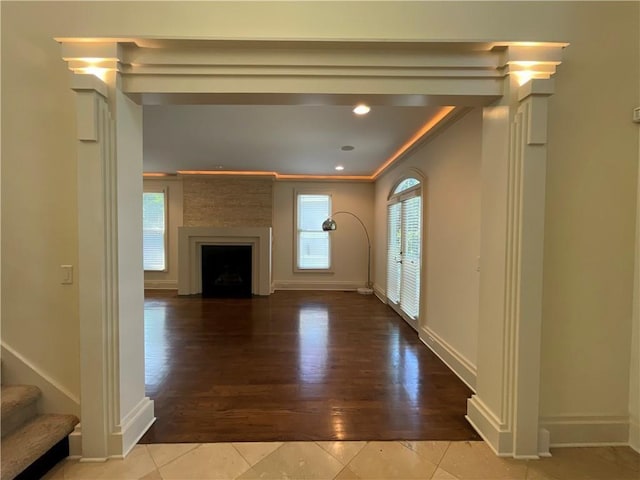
142, 104, 445, 177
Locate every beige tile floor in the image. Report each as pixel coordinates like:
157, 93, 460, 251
43, 441, 639, 480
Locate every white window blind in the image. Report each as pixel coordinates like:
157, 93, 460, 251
387, 203, 402, 304
297, 194, 330, 270
143, 192, 166, 271
400, 196, 421, 319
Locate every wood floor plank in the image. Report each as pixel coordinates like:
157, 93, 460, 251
139, 290, 480, 443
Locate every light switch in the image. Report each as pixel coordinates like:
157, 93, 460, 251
61, 265, 73, 285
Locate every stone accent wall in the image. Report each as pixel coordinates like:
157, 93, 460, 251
182, 176, 273, 227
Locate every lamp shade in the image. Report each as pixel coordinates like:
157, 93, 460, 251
321, 218, 337, 231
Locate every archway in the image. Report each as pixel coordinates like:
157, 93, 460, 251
60, 38, 564, 459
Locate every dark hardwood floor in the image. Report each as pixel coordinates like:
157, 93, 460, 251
139, 290, 480, 443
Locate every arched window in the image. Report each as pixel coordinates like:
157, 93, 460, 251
387, 176, 422, 331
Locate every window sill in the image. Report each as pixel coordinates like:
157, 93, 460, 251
293, 268, 334, 274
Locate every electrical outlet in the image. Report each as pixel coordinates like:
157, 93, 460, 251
633, 107, 640, 123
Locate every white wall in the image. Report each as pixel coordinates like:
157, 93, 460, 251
143, 177, 183, 289
374, 109, 481, 383
536, 4, 638, 433
0, 0, 638, 446
273, 181, 374, 290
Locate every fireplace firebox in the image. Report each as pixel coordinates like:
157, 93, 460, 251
201, 245, 252, 298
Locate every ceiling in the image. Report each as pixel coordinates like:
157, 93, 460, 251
142, 104, 446, 178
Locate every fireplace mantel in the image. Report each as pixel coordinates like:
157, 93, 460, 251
177, 227, 272, 296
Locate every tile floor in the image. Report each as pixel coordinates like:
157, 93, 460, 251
43, 440, 639, 480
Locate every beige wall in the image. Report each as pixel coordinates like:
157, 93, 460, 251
273, 181, 374, 290
374, 109, 482, 372
183, 176, 272, 228
143, 177, 183, 289
1, 1, 638, 444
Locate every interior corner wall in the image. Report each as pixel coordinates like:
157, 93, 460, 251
374, 108, 482, 378
272, 180, 374, 290
143, 178, 183, 289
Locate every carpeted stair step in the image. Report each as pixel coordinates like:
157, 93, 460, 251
1, 413, 79, 480
1, 385, 40, 438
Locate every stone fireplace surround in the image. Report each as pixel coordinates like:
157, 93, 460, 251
177, 227, 272, 296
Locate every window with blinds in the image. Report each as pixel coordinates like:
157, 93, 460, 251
143, 191, 167, 271
400, 196, 421, 319
387, 203, 402, 304
387, 177, 422, 323
297, 194, 331, 270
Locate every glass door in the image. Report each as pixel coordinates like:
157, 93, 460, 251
386, 179, 422, 331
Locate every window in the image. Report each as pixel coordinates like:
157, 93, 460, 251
143, 191, 167, 271
296, 194, 331, 270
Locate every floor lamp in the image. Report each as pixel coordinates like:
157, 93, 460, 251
321, 211, 373, 295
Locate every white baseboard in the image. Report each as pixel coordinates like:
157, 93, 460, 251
466, 395, 514, 457
144, 279, 177, 289
272, 280, 364, 291
629, 415, 640, 452
109, 397, 156, 458
69, 424, 83, 457
1, 342, 80, 416
540, 415, 631, 447
69, 398, 155, 459
373, 283, 387, 304
420, 327, 477, 391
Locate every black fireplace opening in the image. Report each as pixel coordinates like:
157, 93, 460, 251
201, 245, 252, 298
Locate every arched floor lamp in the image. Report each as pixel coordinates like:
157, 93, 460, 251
322, 211, 373, 295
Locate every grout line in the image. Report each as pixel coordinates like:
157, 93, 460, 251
230, 441, 286, 469
148, 442, 202, 471
438, 441, 453, 468
314, 440, 368, 467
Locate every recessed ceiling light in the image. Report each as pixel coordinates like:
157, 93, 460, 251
353, 104, 371, 115
335, 165, 345, 171
341, 145, 355, 151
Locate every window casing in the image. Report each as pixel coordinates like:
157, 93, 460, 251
143, 190, 167, 271
296, 193, 331, 271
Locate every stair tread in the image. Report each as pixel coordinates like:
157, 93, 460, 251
0, 385, 40, 418
1, 413, 78, 480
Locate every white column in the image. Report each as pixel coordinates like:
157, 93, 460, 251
468, 78, 555, 458
72, 74, 118, 460
71, 68, 154, 460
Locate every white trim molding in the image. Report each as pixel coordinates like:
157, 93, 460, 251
109, 397, 156, 458
70, 71, 154, 460
1, 342, 80, 416
540, 416, 631, 447
272, 280, 364, 291
469, 75, 559, 459
420, 328, 477, 391
629, 415, 640, 452
143, 280, 178, 290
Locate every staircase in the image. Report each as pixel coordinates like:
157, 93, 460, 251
1, 384, 79, 480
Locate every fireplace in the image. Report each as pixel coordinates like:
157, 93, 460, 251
177, 227, 272, 296
201, 245, 252, 298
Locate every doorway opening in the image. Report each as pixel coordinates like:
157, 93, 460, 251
387, 177, 422, 331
